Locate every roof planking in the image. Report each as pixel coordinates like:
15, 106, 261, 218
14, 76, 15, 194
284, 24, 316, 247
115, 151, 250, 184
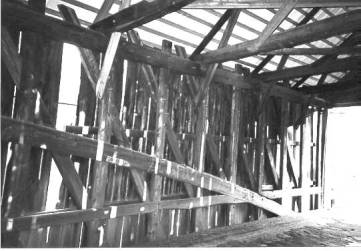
46, 0, 361, 87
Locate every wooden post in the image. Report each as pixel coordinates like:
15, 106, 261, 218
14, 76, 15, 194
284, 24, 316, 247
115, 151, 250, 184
280, 99, 291, 209
85, 33, 121, 246
255, 91, 267, 219
193, 79, 209, 233
1, 27, 19, 204
319, 108, 328, 208
228, 67, 241, 225
148, 40, 172, 241
301, 106, 312, 213
2, 0, 49, 246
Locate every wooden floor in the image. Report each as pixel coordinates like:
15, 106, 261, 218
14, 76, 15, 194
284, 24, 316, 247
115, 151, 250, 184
135, 210, 361, 247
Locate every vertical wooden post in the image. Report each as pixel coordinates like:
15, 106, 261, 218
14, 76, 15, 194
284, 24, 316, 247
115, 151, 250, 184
28, 39, 63, 247
228, 68, 241, 225
2, 0, 48, 247
193, 81, 209, 233
85, 34, 121, 246
280, 99, 291, 209
255, 91, 267, 219
148, 40, 172, 241
301, 106, 312, 213
1, 27, 19, 205
319, 108, 328, 208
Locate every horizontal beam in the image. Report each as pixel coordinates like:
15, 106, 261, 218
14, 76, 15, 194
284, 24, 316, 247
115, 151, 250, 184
300, 81, 361, 94
2, 195, 243, 232
187, 0, 361, 8
90, 0, 196, 32
3, 2, 326, 107
195, 10, 361, 63
2, 116, 295, 217
263, 46, 361, 56
258, 56, 361, 82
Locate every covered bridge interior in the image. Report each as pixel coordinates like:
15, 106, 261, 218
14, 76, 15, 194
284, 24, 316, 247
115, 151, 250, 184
1, 0, 361, 247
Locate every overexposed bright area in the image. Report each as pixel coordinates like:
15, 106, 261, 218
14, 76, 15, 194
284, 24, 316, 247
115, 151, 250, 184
325, 106, 361, 223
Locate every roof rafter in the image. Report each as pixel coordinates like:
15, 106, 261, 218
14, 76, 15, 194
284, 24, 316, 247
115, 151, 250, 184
195, 10, 361, 64
90, 0, 197, 32
259, 56, 361, 82
3, 1, 326, 107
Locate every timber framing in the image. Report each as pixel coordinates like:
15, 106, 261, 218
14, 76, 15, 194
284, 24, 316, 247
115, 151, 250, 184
195, 10, 361, 63
2, 0, 360, 247
1, 116, 295, 217
3, 1, 326, 107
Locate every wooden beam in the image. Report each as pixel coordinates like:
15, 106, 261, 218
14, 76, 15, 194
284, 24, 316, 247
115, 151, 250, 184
90, 0, 196, 32
52, 153, 85, 210
1, 27, 22, 88
253, 0, 297, 49
228, 80, 241, 225
2, 195, 245, 232
187, 0, 361, 8
194, 10, 240, 106
292, 32, 361, 88
280, 100, 292, 208
261, 187, 321, 199
95, 32, 122, 99
321, 84, 361, 106
148, 40, 172, 240
265, 142, 280, 188
206, 135, 227, 179
165, 118, 195, 197
258, 56, 361, 82
93, 0, 116, 23
189, 9, 233, 59
2, 117, 296, 217
4, 2, 326, 107
85, 80, 115, 247
59, 5, 148, 205
251, 7, 320, 75
263, 46, 361, 56
195, 10, 361, 63
127, 30, 158, 101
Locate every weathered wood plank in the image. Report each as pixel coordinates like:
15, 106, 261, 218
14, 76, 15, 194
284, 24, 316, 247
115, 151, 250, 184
2, 195, 245, 232
90, 0, 196, 32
